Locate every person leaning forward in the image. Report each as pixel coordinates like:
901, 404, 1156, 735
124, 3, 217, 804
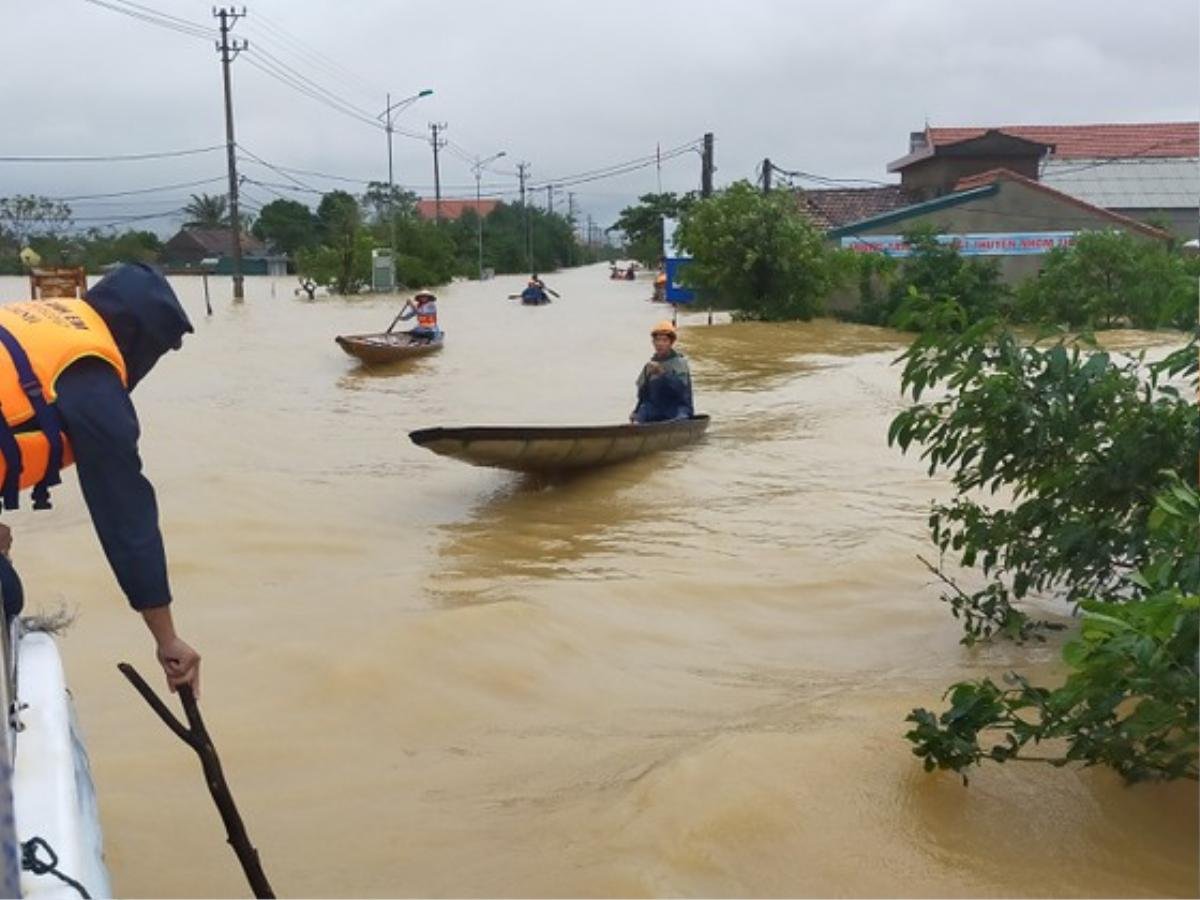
630, 319, 694, 424
0, 263, 200, 695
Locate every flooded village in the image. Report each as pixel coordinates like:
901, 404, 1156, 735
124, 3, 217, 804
1, 2, 1197, 898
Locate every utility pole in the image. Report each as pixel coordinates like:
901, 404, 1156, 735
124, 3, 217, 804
701, 131, 714, 198
545, 184, 554, 214
516, 162, 530, 272
567, 192, 576, 265
214, 6, 247, 301
762, 157, 772, 194
429, 122, 447, 223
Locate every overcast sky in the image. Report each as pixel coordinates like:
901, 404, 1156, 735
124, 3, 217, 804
4, 0, 1197, 236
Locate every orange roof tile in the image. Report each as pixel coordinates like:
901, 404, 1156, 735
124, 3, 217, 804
927, 123, 1198, 159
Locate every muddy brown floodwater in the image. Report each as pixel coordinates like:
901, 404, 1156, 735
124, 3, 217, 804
0, 268, 1195, 898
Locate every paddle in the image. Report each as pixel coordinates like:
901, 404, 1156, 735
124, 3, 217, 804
385, 302, 412, 333
543, 286, 560, 298
118, 663, 275, 899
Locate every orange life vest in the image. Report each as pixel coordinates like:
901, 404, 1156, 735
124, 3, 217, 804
0, 298, 127, 510
415, 300, 438, 330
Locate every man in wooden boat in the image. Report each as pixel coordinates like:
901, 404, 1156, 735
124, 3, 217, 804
396, 290, 441, 342
630, 320, 694, 423
0, 263, 201, 694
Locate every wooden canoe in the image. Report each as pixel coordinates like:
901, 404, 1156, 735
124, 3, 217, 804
335, 330, 444, 365
409, 415, 710, 472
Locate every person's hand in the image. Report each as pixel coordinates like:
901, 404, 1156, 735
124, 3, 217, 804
156, 636, 201, 697
647, 362, 664, 376
0, 523, 12, 557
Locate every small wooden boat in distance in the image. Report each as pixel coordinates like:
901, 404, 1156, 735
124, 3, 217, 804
409, 415, 710, 473
335, 329, 444, 365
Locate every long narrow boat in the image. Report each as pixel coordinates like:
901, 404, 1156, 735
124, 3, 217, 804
409, 415, 710, 473
335, 330, 444, 365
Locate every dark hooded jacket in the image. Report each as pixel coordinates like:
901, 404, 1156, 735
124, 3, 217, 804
50, 264, 193, 611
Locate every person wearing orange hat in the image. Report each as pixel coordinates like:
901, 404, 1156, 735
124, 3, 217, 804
630, 320, 694, 424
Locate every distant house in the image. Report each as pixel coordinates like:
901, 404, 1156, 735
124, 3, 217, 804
162, 226, 287, 275
888, 122, 1199, 237
415, 199, 499, 222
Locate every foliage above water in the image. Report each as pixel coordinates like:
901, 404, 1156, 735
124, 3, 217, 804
891, 299, 1199, 782
906, 476, 1198, 784
675, 181, 849, 320
608, 192, 695, 267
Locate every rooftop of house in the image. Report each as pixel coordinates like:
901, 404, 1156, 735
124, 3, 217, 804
795, 185, 915, 230
925, 122, 1199, 160
415, 198, 500, 221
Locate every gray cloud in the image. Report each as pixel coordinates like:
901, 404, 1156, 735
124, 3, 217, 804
4, 0, 1196, 232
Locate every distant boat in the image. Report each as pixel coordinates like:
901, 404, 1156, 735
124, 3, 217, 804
335, 329, 444, 365
519, 286, 551, 305
1, 620, 111, 899
409, 415, 710, 473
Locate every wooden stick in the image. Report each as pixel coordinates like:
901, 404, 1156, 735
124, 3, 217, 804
118, 663, 276, 899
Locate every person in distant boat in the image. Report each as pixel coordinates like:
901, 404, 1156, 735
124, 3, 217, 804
0, 264, 200, 694
398, 290, 440, 341
652, 270, 667, 303
630, 320, 694, 424
520, 277, 548, 304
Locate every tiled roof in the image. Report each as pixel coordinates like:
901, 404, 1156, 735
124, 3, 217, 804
928, 123, 1198, 160
949, 168, 1170, 238
415, 199, 499, 221
796, 185, 915, 230
168, 227, 265, 255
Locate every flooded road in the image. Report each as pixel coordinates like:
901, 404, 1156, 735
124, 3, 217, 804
1, 267, 1195, 897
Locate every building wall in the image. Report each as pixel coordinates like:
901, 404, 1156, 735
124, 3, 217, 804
841, 179, 1167, 284
900, 155, 1041, 200
1114, 207, 1198, 241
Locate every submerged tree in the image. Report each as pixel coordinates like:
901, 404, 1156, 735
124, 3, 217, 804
890, 291, 1199, 782
676, 180, 845, 320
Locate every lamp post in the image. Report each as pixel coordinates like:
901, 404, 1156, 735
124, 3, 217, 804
472, 150, 506, 280
378, 88, 433, 189
376, 88, 432, 292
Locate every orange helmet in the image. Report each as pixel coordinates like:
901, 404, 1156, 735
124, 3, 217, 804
650, 320, 677, 338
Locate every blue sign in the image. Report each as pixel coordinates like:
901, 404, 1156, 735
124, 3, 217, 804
664, 258, 695, 304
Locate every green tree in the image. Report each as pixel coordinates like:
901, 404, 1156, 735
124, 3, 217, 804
1017, 230, 1197, 330
890, 300, 1199, 782
0, 195, 73, 259
676, 180, 841, 320
360, 181, 417, 225
252, 199, 318, 257
609, 192, 694, 266
847, 226, 1011, 327
182, 193, 229, 227
907, 475, 1198, 784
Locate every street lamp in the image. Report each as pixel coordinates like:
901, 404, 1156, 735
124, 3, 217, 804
472, 150, 506, 280
378, 88, 433, 188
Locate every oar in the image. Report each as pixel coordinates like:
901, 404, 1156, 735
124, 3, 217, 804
385, 304, 410, 333
543, 286, 560, 298
118, 663, 275, 899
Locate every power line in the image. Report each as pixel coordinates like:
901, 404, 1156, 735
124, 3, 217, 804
0, 145, 225, 163
249, 43, 379, 124
241, 55, 381, 130
250, 9, 385, 102
47, 175, 227, 201
82, 0, 214, 40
